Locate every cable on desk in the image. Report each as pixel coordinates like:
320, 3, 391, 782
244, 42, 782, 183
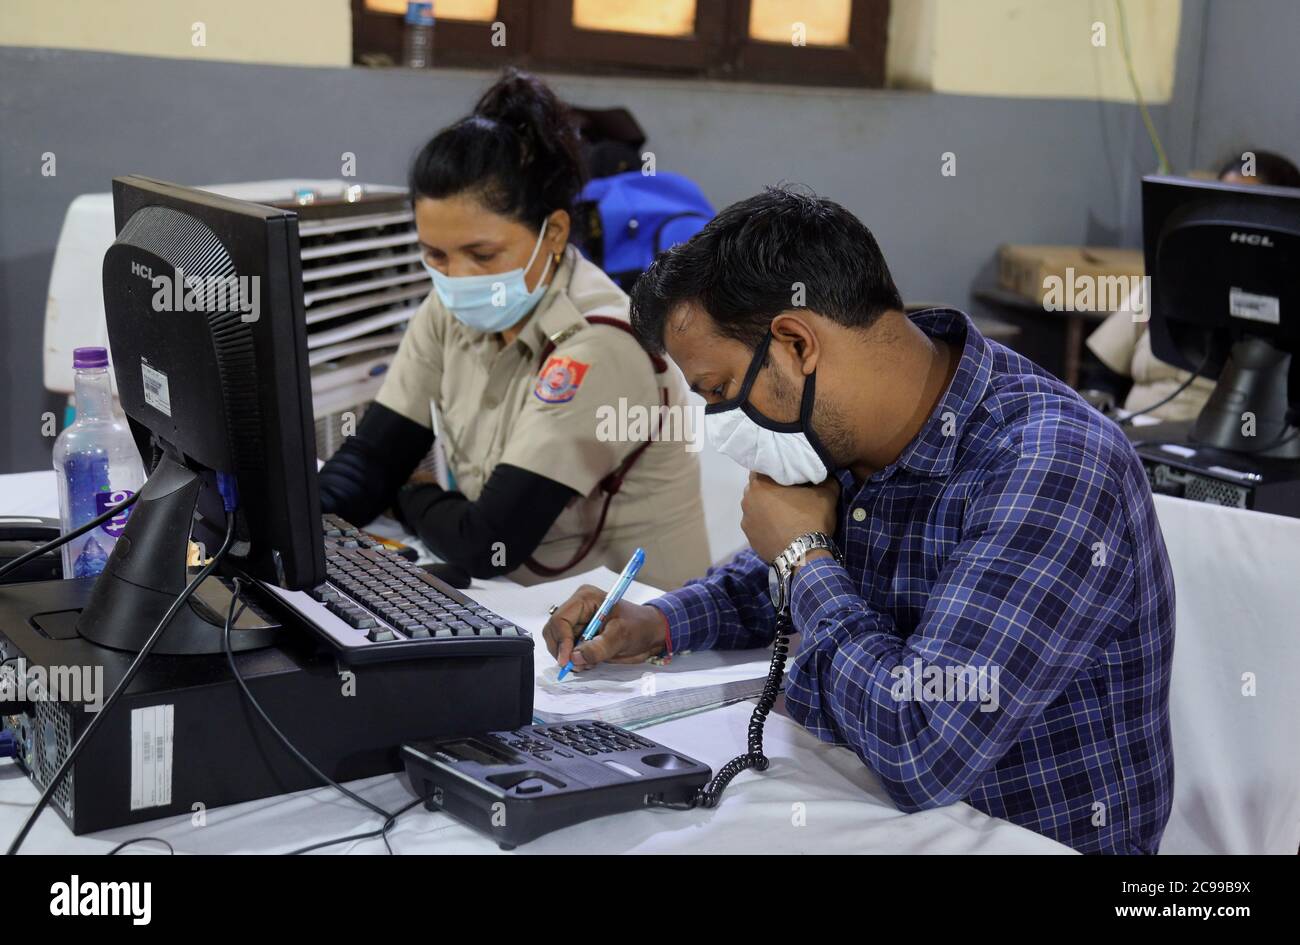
649, 612, 793, 811
107, 836, 175, 855
4, 511, 237, 856
222, 579, 402, 853
286, 794, 428, 856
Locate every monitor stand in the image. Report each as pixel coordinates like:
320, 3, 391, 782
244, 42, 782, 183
1191, 337, 1300, 460
75, 454, 279, 655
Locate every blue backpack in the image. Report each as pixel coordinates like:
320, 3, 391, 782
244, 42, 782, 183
576, 171, 714, 291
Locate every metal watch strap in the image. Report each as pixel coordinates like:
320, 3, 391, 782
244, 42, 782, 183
781, 531, 838, 569
771, 531, 839, 615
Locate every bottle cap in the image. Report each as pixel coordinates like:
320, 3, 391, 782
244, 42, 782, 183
405, 2, 433, 26
73, 347, 109, 369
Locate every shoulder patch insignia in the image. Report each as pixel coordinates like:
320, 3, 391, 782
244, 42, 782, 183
534, 355, 591, 404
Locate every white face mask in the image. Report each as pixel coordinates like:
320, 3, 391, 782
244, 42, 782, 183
703, 330, 833, 486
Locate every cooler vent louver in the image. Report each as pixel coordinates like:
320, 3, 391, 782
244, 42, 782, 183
43, 180, 429, 466
284, 190, 428, 461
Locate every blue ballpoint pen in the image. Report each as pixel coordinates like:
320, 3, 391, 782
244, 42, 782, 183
557, 547, 646, 681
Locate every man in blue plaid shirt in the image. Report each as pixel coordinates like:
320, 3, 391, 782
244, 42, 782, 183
542, 188, 1175, 854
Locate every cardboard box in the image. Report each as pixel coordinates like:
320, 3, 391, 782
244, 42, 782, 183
997, 244, 1145, 310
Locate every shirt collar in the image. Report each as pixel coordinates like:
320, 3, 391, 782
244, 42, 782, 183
858, 308, 993, 482
516, 246, 586, 360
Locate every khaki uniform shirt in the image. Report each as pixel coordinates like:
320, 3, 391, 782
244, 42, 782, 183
1086, 294, 1216, 423
375, 247, 710, 591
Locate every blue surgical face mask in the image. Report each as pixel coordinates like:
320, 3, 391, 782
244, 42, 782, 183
422, 225, 554, 333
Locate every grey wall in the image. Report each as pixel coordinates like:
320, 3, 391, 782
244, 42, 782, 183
1187, 0, 1300, 171
0, 3, 1218, 471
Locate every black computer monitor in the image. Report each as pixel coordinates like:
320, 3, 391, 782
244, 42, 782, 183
76, 176, 325, 655
1143, 174, 1300, 458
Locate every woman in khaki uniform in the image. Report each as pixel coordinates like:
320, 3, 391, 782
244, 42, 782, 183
318, 70, 709, 590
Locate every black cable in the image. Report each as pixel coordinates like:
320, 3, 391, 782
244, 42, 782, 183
1117, 352, 1212, 426
286, 794, 427, 855
0, 491, 140, 582
222, 579, 399, 851
5, 511, 237, 856
1116, 350, 1300, 453
650, 612, 793, 811
107, 836, 174, 855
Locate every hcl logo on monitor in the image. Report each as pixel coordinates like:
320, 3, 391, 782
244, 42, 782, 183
1229, 231, 1274, 247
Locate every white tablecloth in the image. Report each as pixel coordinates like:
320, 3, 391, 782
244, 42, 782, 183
0, 470, 1068, 854
1, 698, 1071, 854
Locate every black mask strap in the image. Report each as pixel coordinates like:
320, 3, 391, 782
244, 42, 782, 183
705, 330, 773, 416
702, 327, 837, 473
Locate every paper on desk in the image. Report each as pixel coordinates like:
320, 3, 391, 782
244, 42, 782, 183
460, 567, 642, 629
463, 567, 773, 729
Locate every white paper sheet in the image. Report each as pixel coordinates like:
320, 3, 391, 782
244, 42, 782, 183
463, 567, 773, 726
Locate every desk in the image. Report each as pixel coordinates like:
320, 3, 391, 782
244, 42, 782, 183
1, 698, 1072, 854
0, 470, 1070, 854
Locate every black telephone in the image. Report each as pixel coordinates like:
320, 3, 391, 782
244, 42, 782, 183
402, 720, 713, 849
0, 515, 63, 584
399, 612, 794, 846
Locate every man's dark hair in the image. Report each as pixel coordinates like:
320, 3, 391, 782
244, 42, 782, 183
1216, 149, 1300, 189
630, 186, 903, 354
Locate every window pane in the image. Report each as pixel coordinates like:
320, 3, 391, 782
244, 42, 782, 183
749, 0, 850, 46
572, 0, 696, 37
364, 0, 498, 23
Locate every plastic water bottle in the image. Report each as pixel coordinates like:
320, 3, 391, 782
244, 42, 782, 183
403, 2, 434, 68
52, 347, 146, 578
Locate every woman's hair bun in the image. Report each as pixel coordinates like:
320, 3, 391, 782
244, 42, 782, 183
410, 68, 585, 229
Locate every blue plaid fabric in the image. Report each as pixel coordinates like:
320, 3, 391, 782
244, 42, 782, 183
650, 309, 1175, 854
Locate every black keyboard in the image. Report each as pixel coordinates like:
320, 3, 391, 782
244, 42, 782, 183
260, 514, 532, 664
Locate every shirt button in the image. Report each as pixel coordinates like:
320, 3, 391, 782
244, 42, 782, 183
851, 507, 867, 522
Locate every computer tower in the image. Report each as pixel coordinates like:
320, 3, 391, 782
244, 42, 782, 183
0, 578, 533, 836
1128, 421, 1300, 518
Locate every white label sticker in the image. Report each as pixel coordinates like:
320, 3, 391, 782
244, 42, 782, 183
1228, 287, 1280, 325
130, 704, 174, 811
141, 361, 172, 416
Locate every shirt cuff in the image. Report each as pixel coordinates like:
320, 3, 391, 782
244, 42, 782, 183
789, 555, 861, 641
646, 583, 714, 653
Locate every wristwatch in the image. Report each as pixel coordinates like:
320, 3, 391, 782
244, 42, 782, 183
768, 531, 840, 615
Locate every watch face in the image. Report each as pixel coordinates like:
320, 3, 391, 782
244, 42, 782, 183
768, 565, 782, 609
